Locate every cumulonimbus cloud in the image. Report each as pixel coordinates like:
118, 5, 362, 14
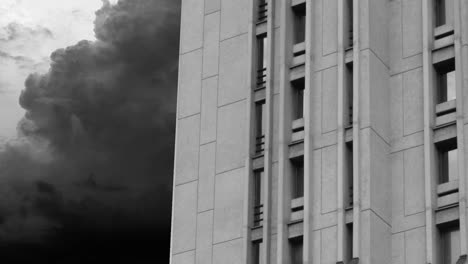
0, 0, 180, 260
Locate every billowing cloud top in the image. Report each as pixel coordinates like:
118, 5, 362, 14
0, 0, 180, 262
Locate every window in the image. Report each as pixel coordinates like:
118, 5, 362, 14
435, 58, 456, 104
437, 138, 458, 185
253, 170, 264, 227
345, 63, 354, 126
256, 35, 267, 90
255, 101, 266, 155
258, 0, 267, 23
345, 223, 354, 263
252, 241, 264, 264
345, 141, 354, 207
292, 78, 305, 120
291, 159, 304, 199
439, 223, 460, 264
346, 0, 354, 48
292, 3, 306, 44
290, 237, 303, 264
434, 0, 453, 28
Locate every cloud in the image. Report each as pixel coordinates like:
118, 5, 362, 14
0, 0, 180, 262
0, 22, 53, 42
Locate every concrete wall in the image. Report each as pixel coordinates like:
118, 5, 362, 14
172, 0, 468, 263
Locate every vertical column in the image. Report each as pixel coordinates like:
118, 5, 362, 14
263, 0, 276, 263
277, 0, 293, 263
303, 0, 315, 263
336, 0, 346, 262
454, 0, 468, 257
421, 0, 437, 263
351, 0, 361, 260
242, 0, 257, 262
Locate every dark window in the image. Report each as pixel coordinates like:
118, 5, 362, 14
256, 35, 267, 90
346, 0, 354, 48
435, 0, 447, 27
292, 78, 305, 120
291, 159, 304, 199
292, 4, 306, 44
434, 58, 456, 104
437, 138, 457, 185
255, 101, 266, 154
439, 224, 460, 264
346, 141, 354, 207
253, 170, 264, 227
252, 241, 263, 264
258, 0, 267, 22
290, 237, 303, 264
345, 223, 354, 263
345, 63, 354, 126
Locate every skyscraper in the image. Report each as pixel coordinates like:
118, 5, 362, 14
170, 0, 468, 263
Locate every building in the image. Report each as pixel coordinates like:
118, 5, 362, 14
170, 0, 468, 263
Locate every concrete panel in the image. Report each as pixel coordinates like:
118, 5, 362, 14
271, 162, 279, 234
312, 149, 322, 214
175, 115, 200, 185
173, 250, 195, 264
322, 66, 338, 133
205, 0, 220, 14
404, 145, 425, 216
180, 0, 204, 54
216, 100, 246, 173
178, 50, 203, 119
213, 167, 244, 243
403, 68, 423, 136
360, 51, 371, 129
311, 72, 323, 142
370, 212, 391, 264
196, 211, 213, 264
370, 131, 391, 223
212, 238, 243, 264
172, 182, 198, 254
201, 77, 218, 145
389, 0, 403, 70
322, 0, 337, 56
392, 233, 405, 264
391, 152, 404, 221
360, 129, 372, 210
272, 94, 280, 162
218, 34, 248, 106
390, 74, 403, 141
322, 145, 337, 214
405, 227, 426, 264
402, 0, 422, 57
321, 226, 337, 264
313, 230, 321, 264
369, 51, 390, 142
198, 143, 216, 212
220, 0, 248, 40
369, 0, 388, 65
203, 12, 220, 78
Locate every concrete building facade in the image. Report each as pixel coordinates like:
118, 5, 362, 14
170, 0, 468, 263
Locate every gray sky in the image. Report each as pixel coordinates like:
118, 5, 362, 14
0, 0, 117, 141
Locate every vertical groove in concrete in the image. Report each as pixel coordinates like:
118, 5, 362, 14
262, 0, 276, 262
422, 0, 436, 263
454, 0, 468, 256
335, 0, 346, 261
242, 0, 256, 263
351, 0, 361, 259
303, 0, 314, 262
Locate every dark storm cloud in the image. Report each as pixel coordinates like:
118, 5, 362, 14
0, 0, 180, 261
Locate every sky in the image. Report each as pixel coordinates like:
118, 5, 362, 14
0, 0, 180, 263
